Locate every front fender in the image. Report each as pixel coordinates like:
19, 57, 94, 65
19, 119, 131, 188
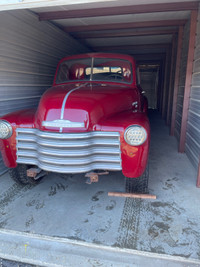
0, 109, 36, 168
97, 111, 150, 178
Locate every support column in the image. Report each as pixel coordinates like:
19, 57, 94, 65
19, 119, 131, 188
179, 10, 198, 153
170, 26, 184, 136
158, 59, 165, 112
167, 35, 176, 125
161, 48, 170, 119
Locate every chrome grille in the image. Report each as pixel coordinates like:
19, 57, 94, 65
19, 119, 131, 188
16, 128, 121, 173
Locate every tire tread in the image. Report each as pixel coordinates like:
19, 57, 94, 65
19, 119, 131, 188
9, 165, 39, 185
125, 166, 149, 194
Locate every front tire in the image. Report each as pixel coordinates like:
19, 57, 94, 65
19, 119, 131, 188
125, 166, 149, 194
9, 164, 40, 185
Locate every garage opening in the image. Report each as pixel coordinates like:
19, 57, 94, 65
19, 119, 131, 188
0, 0, 200, 265
1, 1, 200, 184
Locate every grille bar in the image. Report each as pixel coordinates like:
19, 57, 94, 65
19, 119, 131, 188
17, 128, 120, 138
17, 135, 120, 147
17, 151, 121, 165
16, 128, 121, 173
17, 144, 120, 156
16, 158, 122, 173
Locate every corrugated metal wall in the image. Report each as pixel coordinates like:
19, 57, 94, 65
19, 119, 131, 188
174, 20, 190, 141
185, 9, 200, 170
0, 10, 90, 175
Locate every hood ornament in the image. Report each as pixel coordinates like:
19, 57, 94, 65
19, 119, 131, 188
42, 119, 85, 128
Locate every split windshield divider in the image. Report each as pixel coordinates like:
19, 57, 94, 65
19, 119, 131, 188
90, 57, 94, 81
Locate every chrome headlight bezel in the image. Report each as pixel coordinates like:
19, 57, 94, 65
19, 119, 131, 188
124, 125, 147, 146
0, 120, 13, 139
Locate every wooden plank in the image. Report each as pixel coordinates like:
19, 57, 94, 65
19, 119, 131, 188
158, 60, 165, 112
170, 26, 184, 136
39, 2, 199, 21
167, 35, 176, 125
75, 29, 178, 39
93, 44, 170, 52
108, 192, 157, 200
64, 20, 187, 33
161, 48, 171, 118
179, 10, 198, 153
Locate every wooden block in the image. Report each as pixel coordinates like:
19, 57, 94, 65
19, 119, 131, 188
108, 192, 156, 200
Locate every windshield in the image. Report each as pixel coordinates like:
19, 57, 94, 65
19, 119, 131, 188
56, 57, 132, 84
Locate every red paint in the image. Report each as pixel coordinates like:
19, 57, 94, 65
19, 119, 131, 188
0, 53, 150, 178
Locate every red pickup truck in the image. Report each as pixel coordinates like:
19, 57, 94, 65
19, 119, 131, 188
0, 53, 150, 193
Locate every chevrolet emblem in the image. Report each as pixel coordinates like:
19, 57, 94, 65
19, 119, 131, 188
42, 119, 85, 128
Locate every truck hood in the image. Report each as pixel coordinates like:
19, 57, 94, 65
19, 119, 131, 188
35, 82, 138, 132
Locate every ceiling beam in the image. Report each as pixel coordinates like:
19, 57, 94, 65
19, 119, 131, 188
74, 29, 178, 39
133, 54, 166, 62
39, 1, 198, 21
93, 44, 170, 51
64, 20, 187, 33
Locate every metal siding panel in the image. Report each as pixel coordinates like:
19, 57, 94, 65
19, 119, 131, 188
190, 86, 200, 99
174, 20, 190, 143
186, 7, 200, 171
0, 9, 90, 175
185, 143, 199, 170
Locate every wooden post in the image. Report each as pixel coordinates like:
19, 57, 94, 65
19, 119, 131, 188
179, 10, 198, 152
197, 158, 200, 188
161, 48, 170, 119
167, 35, 177, 125
158, 60, 165, 112
170, 26, 184, 136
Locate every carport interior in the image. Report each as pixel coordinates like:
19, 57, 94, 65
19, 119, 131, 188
1, 0, 200, 265
1, 0, 200, 185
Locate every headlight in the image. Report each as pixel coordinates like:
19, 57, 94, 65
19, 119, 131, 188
0, 120, 13, 139
124, 125, 147, 146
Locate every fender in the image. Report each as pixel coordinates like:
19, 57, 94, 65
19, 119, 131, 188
97, 111, 150, 178
0, 109, 35, 168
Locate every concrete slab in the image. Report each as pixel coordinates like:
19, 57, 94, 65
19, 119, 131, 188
0, 228, 200, 267
0, 111, 200, 266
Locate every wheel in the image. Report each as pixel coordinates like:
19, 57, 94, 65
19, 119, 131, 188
125, 166, 149, 194
9, 164, 40, 185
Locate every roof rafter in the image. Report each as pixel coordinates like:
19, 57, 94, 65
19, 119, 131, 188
74, 29, 178, 39
38, 1, 198, 21
93, 44, 170, 52
64, 20, 187, 33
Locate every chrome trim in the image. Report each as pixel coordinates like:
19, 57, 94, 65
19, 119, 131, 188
16, 128, 121, 173
17, 153, 120, 165
59, 83, 87, 132
132, 101, 138, 107
0, 120, 13, 139
17, 145, 120, 157
42, 119, 85, 128
124, 125, 147, 146
17, 136, 120, 148
16, 128, 120, 138
16, 158, 122, 173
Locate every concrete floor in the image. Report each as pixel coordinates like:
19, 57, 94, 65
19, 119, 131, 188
0, 111, 200, 266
